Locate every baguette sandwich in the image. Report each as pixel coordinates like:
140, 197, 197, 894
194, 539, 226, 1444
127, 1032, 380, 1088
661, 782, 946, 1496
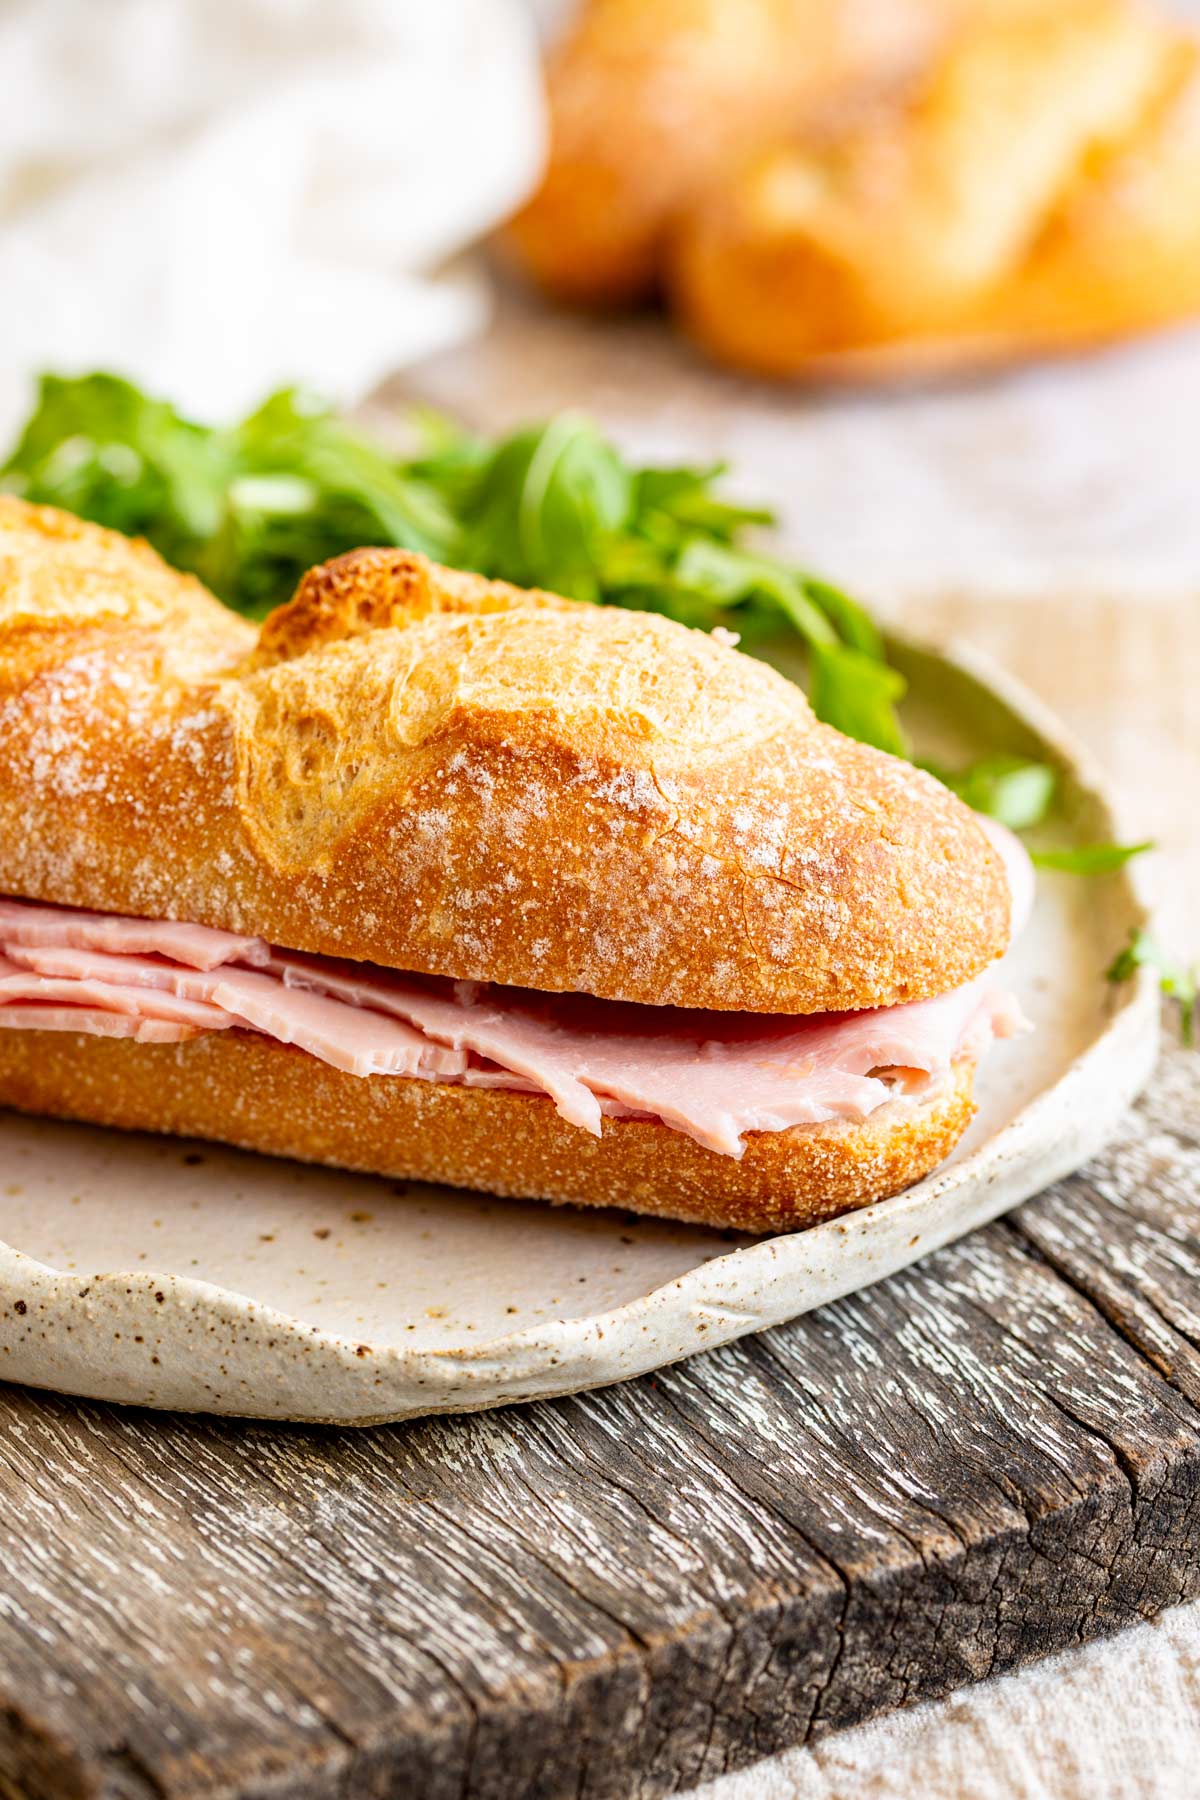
0, 498, 1031, 1232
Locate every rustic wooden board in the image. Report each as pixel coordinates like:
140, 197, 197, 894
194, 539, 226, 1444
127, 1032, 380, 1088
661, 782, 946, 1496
0, 1035, 1196, 1800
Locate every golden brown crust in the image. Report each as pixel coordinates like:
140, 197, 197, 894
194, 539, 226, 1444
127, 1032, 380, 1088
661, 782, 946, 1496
670, 1, 1200, 379
0, 500, 1010, 1013
504, 0, 957, 307
0, 1028, 978, 1232
252, 547, 579, 664
0, 497, 255, 675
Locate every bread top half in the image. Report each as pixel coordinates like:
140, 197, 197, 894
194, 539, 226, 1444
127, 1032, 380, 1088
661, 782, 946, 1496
0, 497, 1011, 1013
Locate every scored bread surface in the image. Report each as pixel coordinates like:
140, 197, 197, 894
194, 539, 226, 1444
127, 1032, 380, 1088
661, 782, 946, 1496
0, 497, 1009, 1013
0, 1027, 979, 1233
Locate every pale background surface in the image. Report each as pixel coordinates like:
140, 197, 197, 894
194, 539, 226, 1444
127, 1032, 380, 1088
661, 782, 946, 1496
0, 0, 546, 434
691, 1599, 1200, 1800
405, 287, 1200, 1800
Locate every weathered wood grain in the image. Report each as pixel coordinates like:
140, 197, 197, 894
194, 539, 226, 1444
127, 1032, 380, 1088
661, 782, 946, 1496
0, 1039, 1197, 1800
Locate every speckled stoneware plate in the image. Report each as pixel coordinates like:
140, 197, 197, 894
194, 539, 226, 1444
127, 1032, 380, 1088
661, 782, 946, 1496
0, 635, 1159, 1423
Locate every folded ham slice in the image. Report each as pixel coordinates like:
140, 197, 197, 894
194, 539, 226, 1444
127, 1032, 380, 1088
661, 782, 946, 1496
0, 952, 235, 1029
2, 943, 474, 1081
0, 880, 1030, 1156
260, 948, 1025, 1154
0, 1003, 198, 1044
0, 900, 270, 972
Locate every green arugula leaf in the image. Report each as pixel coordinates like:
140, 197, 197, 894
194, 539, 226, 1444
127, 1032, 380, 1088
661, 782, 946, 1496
1031, 841, 1154, 874
926, 763, 1151, 874
926, 756, 1058, 830
801, 576, 885, 660
1107, 928, 1198, 1046
633, 464, 775, 539
808, 643, 908, 755
2, 371, 230, 551
670, 541, 838, 647
456, 414, 632, 602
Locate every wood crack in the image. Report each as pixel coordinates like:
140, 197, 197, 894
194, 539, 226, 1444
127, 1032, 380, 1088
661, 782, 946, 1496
1006, 1203, 1200, 1399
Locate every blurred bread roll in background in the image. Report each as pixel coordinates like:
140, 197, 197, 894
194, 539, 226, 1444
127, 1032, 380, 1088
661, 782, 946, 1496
504, 0, 968, 305
506, 0, 1200, 383
671, 0, 1200, 378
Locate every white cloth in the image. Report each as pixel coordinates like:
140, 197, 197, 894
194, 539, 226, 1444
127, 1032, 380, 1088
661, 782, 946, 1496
691, 1597, 1200, 1800
0, 0, 546, 435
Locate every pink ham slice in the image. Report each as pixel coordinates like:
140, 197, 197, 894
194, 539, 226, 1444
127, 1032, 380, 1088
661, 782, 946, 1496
1, 945, 471, 1082
0, 900, 269, 972
0, 1005, 198, 1043
263, 951, 1022, 1153
0, 893, 1030, 1157
262, 951, 613, 1134
504, 979, 1023, 1156
0, 953, 235, 1028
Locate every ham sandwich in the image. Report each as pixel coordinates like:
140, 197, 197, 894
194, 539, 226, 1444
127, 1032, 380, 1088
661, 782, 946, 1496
0, 500, 1030, 1230
0, 897, 1026, 1159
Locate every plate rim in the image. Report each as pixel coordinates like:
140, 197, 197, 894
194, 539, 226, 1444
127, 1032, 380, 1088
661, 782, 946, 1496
0, 628, 1161, 1421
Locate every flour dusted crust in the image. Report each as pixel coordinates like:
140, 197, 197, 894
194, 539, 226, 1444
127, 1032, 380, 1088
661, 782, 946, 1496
0, 500, 1004, 1224
0, 496, 1009, 1013
670, 2, 1200, 380
0, 1027, 979, 1232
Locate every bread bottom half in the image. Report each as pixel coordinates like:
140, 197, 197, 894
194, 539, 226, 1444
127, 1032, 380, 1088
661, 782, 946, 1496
0, 1029, 977, 1233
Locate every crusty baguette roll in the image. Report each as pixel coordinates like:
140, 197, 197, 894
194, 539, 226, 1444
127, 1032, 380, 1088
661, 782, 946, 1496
670, 0, 1200, 379
0, 498, 1008, 1015
0, 499, 1019, 1230
0, 1028, 977, 1233
504, 0, 961, 306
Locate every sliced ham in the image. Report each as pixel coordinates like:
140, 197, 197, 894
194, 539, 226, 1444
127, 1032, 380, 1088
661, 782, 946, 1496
494, 978, 1021, 1156
0, 899, 269, 971
263, 950, 1022, 1154
0, 881, 1031, 1157
1, 945, 471, 1082
0, 1004, 198, 1043
262, 950, 609, 1134
0, 953, 235, 1027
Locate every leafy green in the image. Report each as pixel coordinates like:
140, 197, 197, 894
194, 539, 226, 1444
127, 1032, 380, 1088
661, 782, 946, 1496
922, 756, 1057, 830
2, 375, 460, 619
1, 373, 908, 750
801, 576, 886, 659
1107, 928, 1198, 1046
809, 644, 908, 756
452, 413, 631, 603
924, 755, 1153, 870
1031, 841, 1153, 874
